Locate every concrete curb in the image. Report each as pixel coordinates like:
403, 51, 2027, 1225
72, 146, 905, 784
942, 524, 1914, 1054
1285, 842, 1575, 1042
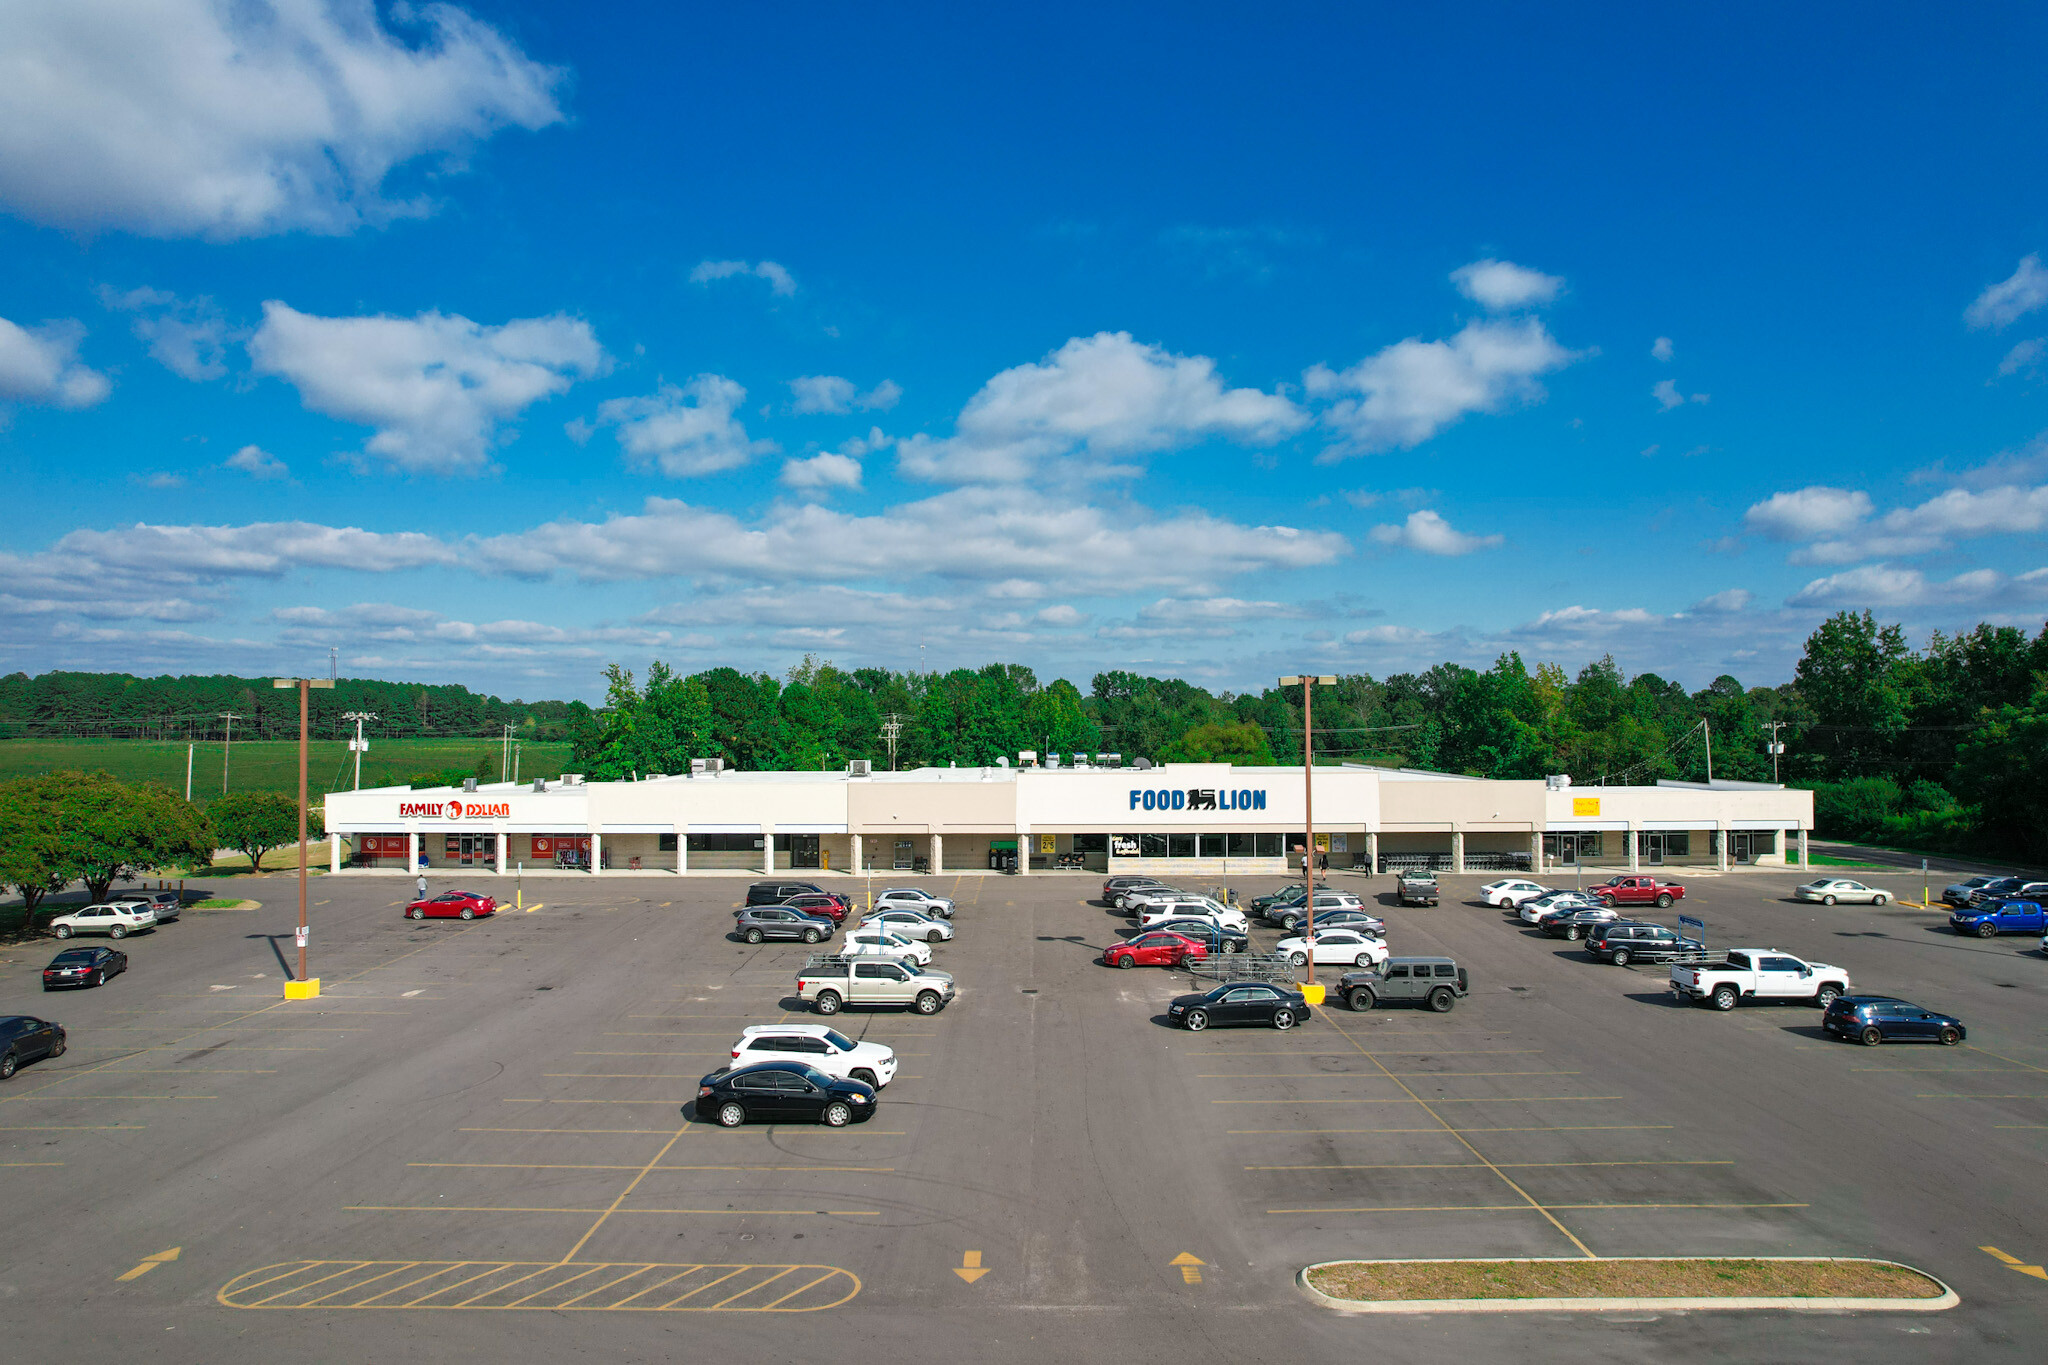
1295, 1257, 1959, 1315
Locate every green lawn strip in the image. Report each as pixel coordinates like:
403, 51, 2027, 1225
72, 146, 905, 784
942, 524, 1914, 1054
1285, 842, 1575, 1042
1306, 1258, 1944, 1302
1807, 853, 1888, 869
193, 898, 260, 910
0, 737, 572, 799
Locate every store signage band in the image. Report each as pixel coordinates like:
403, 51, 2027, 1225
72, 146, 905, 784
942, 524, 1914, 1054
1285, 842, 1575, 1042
1129, 787, 1266, 811
398, 801, 512, 820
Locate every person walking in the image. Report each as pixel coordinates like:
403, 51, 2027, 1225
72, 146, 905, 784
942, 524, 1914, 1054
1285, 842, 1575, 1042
416, 871, 427, 901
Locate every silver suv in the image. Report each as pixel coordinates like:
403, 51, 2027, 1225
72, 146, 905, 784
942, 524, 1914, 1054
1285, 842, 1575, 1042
731, 906, 835, 945
873, 887, 955, 919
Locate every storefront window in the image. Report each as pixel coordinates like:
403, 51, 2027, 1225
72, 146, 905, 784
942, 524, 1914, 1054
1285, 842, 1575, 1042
1227, 833, 1254, 856
1254, 833, 1283, 858
1140, 833, 1168, 857
1199, 833, 1224, 857
1168, 834, 1196, 858
1072, 834, 1108, 854
659, 834, 678, 851
687, 833, 764, 852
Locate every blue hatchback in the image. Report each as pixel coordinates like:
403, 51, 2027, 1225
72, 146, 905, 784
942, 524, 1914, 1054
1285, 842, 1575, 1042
1822, 995, 1966, 1046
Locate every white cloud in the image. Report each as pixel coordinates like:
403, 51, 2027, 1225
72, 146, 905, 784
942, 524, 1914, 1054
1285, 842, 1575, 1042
1034, 604, 1086, 627
1367, 509, 1503, 556
1743, 486, 1873, 540
102, 286, 231, 380
248, 301, 603, 474
1137, 596, 1300, 622
690, 259, 797, 297
1449, 258, 1563, 311
0, 0, 563, 238
788, 374, 900, 414
1653, 378, 1708, 410
779, 451, 863, 492
1967, 254, 2048, 330
1789, 564, 2048, 610
596, 375, 775, 478
897, 331, 1306, 483
1306, 318, 1578, 456
1651, 336, 1674, 362
0, 316, 112, 408
139, 472, 185, 490
1997, 338, 2045, 378
224, 444, 289, 480
643, 585, 959, 629
1876, 484, 2048, 540
1690, 588, 1753, 614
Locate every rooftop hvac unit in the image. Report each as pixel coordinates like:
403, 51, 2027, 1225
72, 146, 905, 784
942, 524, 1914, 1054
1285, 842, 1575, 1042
706, 758, 724, 773
1101, 753, 1123, 768
462, 777, 478, 792
848, 759, 872, 777
1545, 774, 1573, 790
1133, 757, 1153, 771
563, 773, 585, 786
533, 779, 547, 793
1018, 750, 1038, 767
689, 758, 707, 776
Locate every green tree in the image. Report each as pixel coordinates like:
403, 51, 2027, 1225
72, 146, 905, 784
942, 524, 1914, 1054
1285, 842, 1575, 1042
0, 774, 78, 919
1164, 719, 1276, 765
57, 771, 214, 900
1952, 689, 2048, 861
208, 790, 301, 872
1795, 610, 1911, 778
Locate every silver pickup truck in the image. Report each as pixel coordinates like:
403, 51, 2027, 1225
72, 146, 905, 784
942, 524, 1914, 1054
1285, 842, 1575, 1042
797, 954, 956, 1016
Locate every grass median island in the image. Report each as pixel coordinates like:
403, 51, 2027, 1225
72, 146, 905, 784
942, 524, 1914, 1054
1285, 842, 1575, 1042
193, 898, 259, 910
1305, 1258, 1947, 1303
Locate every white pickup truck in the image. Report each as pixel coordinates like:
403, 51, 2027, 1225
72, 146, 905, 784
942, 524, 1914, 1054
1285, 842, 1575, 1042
1668, 950, 1851, 1011
797, 954, 956, 1016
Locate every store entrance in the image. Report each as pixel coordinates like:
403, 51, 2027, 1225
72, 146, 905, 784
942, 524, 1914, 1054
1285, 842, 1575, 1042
1729, 831, 1755, 863
447, 834, 496, 867
790, 834, 821, 868
1638, 832, 1665, 865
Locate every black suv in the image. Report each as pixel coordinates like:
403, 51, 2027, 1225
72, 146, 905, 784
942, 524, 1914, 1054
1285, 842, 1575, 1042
1340, 956, 1468, 1012
1585, 921, 1704, 966
747, 880, 825, 907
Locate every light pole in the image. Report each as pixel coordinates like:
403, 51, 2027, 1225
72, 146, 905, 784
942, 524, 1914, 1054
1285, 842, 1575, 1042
275, 677, 335, 999
1280, 675, 1337, 985
218, 711, 242, 792
501, 722, 514, 781
344, 711, 377, 790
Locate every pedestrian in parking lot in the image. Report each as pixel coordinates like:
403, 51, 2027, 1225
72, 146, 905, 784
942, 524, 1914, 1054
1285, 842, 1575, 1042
416, 872, 427, 900
1318, 851, 1329, 874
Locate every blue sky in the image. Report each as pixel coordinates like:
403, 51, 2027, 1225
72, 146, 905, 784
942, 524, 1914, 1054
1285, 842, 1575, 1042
3, 1, 2046, 701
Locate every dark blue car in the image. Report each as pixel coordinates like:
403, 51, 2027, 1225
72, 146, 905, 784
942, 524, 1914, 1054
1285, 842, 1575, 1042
1949, 899, 2047, 938
1822, 995, 1966, 1046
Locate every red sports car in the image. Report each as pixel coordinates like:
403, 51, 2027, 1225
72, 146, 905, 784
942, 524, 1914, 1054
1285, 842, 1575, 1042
405, 890, 497, 921
1102, 930, 1207, 970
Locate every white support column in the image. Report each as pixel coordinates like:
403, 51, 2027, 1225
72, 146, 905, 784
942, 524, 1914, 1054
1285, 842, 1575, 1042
1628, 821, 1640, 873
1366, 830, 1380, 876
495, 829, 506, 876
1530, 830, 1543, 876
1015, 826, 1030, 876
1717, 821, 1730, 872
1798, 827, 1810, 870
677, 831, 688, 875
406, 829, 419, 873
851, 833, 863, 875
590, 827, 604, 875
930, 832, 943, 875
330, 831, 341, 874
761, 824, 776, 874
1451, 827, 1465, 875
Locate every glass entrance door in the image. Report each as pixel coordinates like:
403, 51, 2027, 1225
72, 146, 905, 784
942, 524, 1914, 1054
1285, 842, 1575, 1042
1638, 832, 1665, 865
1729, 831, 1754, 864
791, 834, 821, 868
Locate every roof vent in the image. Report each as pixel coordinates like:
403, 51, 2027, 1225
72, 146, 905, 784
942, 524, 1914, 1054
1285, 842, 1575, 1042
562, 773, 585, 786
533, 778, 547, 793
848, 759, 872, 777
1133, 757, 1154, 771
1546, 774, 1573, 790
1101, 753, 1123, 769
462, 777, 478, 792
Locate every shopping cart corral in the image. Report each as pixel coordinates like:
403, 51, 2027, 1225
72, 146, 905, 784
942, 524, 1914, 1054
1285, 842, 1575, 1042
1181, 951, 1300, 986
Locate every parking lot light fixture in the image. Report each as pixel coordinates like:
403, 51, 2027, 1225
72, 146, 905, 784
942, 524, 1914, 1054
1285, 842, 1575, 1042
1280, 675, 1339, 985
274, 677, 335, 998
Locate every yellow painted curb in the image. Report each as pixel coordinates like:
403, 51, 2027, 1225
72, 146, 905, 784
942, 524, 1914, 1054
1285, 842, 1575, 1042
283, 978, 321, 1001
1299, 983, 1327, 1006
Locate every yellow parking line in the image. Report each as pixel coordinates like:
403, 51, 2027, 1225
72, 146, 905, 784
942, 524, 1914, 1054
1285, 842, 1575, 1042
0, 1125, 145, 1131
4, 1095, 217, 1101
0, 1162, 63, 1167
1247, 1160, 1731, 1170
1197, 1071, 1578, 1079
1192, 1049, 1542, 1056
461, 1128, 676, 1135
1266, 1202, 1808, 1215
1211, 1096, 1621, 1105
347, 1206, 883, 1216
407, 1163, 895, 1172
1917, 1094, 2048, 1099
1230, 1125, 1674, 1134
1967, 1046, 2048, 1075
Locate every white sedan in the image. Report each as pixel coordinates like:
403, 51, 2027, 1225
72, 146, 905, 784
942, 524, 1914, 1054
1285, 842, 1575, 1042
857, 909, 953, 942
1138, 903, 1249, 932
1518, 891, 1603, 924
1480, 878, 1550, 907
1274, 927, 1389, 970
1793, 878, 1891, 906
843, 928, 934, 965
50, 903, 158, 939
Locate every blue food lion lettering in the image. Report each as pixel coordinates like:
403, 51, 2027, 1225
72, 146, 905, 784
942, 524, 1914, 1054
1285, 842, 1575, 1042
1129, 787, 1265, 810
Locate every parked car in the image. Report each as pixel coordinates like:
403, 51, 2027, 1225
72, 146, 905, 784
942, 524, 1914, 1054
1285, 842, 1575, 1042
1119, 885, 1196, 913
404, 890, 497, 921
1271, 890, 1367, 928
1941, 875, 2000, 907
1591, 875, 1686, 909
1167, 981, 1313, 1032
872, 887, 956, 919
1585, 921, 1705, 966
695, 1061, 877, 1127
1273, 927, 1389, 970
1965, 876, 2029, 907
1793, 878, 1892, 906
856, 909, 953, 943
115, 891, 183, 922
1339, 956, 1468, 1012
797, 955, 954, 1015
781, 892, 850, 924
732, 905, 835, 944
747, 880, 826, 907
0, 1016, 66, 1080
1103, 929, 1209, 970
1137, 901, 1248, 933
1274, 907, 1385, 936
42, 946, 127, 990
1479, 878, 1550, 907
725, 1024, 898, 1087
1949, 899, 2048, 938
842, 928, 933, 965
1537, 905, 1622, 939
1137, 918, 1250, 955
49, 903, 157, 939
1821, 995, 1965, 1046
1252, 884, 1307, 912
1521, 891, 1604, 925
1103, 875, 1170, 905
1396, 872, 1440, 906
1669, 950, 1851, 1010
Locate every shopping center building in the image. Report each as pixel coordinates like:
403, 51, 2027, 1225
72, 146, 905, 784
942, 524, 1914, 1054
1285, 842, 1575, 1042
321, 761, 1815, 878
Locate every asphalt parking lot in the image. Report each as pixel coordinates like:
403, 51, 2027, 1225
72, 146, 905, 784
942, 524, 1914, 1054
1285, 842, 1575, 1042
2, 860, 2046, 1363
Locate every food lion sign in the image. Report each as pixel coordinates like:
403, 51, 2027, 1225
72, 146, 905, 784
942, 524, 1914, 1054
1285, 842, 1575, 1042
398, 800, 511, 820
1129, 787, 1266, 812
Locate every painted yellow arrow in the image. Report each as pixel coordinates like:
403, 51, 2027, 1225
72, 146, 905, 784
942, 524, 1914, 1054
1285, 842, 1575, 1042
117, 1247, 181, 1281
1171, 1252, 1206, 1284
954, 1250, 988, 1284
1983, 1246, 2048, 1280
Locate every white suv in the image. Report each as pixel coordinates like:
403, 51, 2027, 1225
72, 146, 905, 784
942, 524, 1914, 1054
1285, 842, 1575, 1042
873, 888, 955, 919
857, 909, 954, 942
842, 928, 934, 965
726, 1025, 899, 1088
51, 903, 158, 939
1138, 901, 1249, 932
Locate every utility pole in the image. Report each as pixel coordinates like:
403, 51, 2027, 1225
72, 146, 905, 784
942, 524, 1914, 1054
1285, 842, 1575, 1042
501, 722, 515, 781
343, 711, 377, 790
274, 677, 334, 998
513, 741, 522, 784
1703, 718, 1713, 783
329, 646, 337, 681
880, 714, 904, 771
185, 742, 194, 802
218, 712, 242, 792
1280, 674, 1338, 987
1761, 720, 1789, 782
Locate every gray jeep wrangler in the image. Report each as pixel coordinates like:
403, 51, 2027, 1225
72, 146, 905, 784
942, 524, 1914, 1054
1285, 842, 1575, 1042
1338, 955, 1469, 1012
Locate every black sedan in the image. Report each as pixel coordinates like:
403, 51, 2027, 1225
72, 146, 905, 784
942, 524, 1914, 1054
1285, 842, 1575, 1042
43, 946, 127, 990
1167, 981, 1312, 1032
0, 1016, 66, 1079
694, 1061, 877, 1127
1822, 995, 1967, 1046
1538, 906, 1622, 940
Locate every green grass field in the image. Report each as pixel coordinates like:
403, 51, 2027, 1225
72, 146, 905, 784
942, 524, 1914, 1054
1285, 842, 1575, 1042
0, 737, 574, 804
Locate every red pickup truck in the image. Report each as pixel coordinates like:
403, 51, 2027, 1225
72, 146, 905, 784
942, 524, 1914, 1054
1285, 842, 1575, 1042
1591, 875, 1685, 908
